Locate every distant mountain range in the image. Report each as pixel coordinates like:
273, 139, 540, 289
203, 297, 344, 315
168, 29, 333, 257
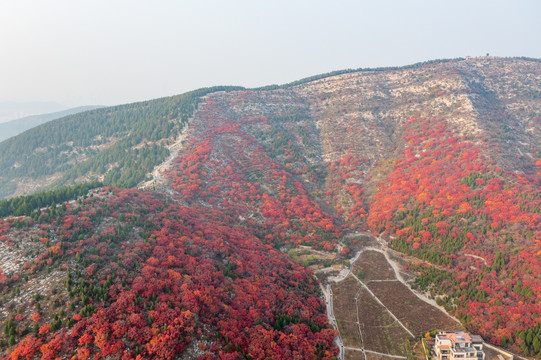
0, 106, 104, 143
0, 100, 67, 123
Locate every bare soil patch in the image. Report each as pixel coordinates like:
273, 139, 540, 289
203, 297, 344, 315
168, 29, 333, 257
357, 288, 410, 356
332, 276, 362, 348
289, 246, 336, 271
345, 349, 365, 360
367, 281, 460, 335
353, 250, 396, 281
365, 353, 405, 360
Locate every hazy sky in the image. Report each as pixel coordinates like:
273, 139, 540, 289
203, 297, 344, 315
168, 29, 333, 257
1, 0, 540, 107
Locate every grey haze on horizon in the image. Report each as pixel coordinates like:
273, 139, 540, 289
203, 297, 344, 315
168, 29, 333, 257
1, 0, 539, 108
0, 100, 67, 123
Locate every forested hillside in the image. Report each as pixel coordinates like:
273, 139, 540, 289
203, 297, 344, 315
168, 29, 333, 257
0, 86, 243, 199
0, 57, 540, 359
0, 106, 103, 143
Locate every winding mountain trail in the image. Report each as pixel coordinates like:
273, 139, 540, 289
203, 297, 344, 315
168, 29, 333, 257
464, 253, 489, 266
323, 284, 346, 360
138, 125, 190, 191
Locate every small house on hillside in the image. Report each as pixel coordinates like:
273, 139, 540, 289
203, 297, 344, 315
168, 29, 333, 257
434, 331, 485, 360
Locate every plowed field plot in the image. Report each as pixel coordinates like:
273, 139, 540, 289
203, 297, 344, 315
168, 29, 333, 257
357, 288, 410, 356
332, 276, 363, 348
352, 250, 396, 281
365, 352, 405, 360
344, 349, 365, 360
367, 281, 460, 335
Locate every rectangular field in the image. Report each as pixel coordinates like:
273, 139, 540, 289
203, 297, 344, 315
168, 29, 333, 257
357, 287, 411, 356
332, 275, 363, 348
365, 352, 407, 360
367, 281, 461, 335
344, 349, 365, 360
337, 318, 363, 349
352, 250, 396, 281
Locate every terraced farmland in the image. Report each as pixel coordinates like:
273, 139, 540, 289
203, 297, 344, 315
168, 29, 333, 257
331, 247, 461, 360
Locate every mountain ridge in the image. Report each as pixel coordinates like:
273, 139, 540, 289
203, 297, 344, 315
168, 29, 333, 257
0, 56, 540, 359
0, 56, 539, 200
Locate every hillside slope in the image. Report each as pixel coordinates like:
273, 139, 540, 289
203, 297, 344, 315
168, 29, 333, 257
0, 87, 242, 199
159, 57, 540, 354
1, 57, 540, 359
0, 106, 103, 143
